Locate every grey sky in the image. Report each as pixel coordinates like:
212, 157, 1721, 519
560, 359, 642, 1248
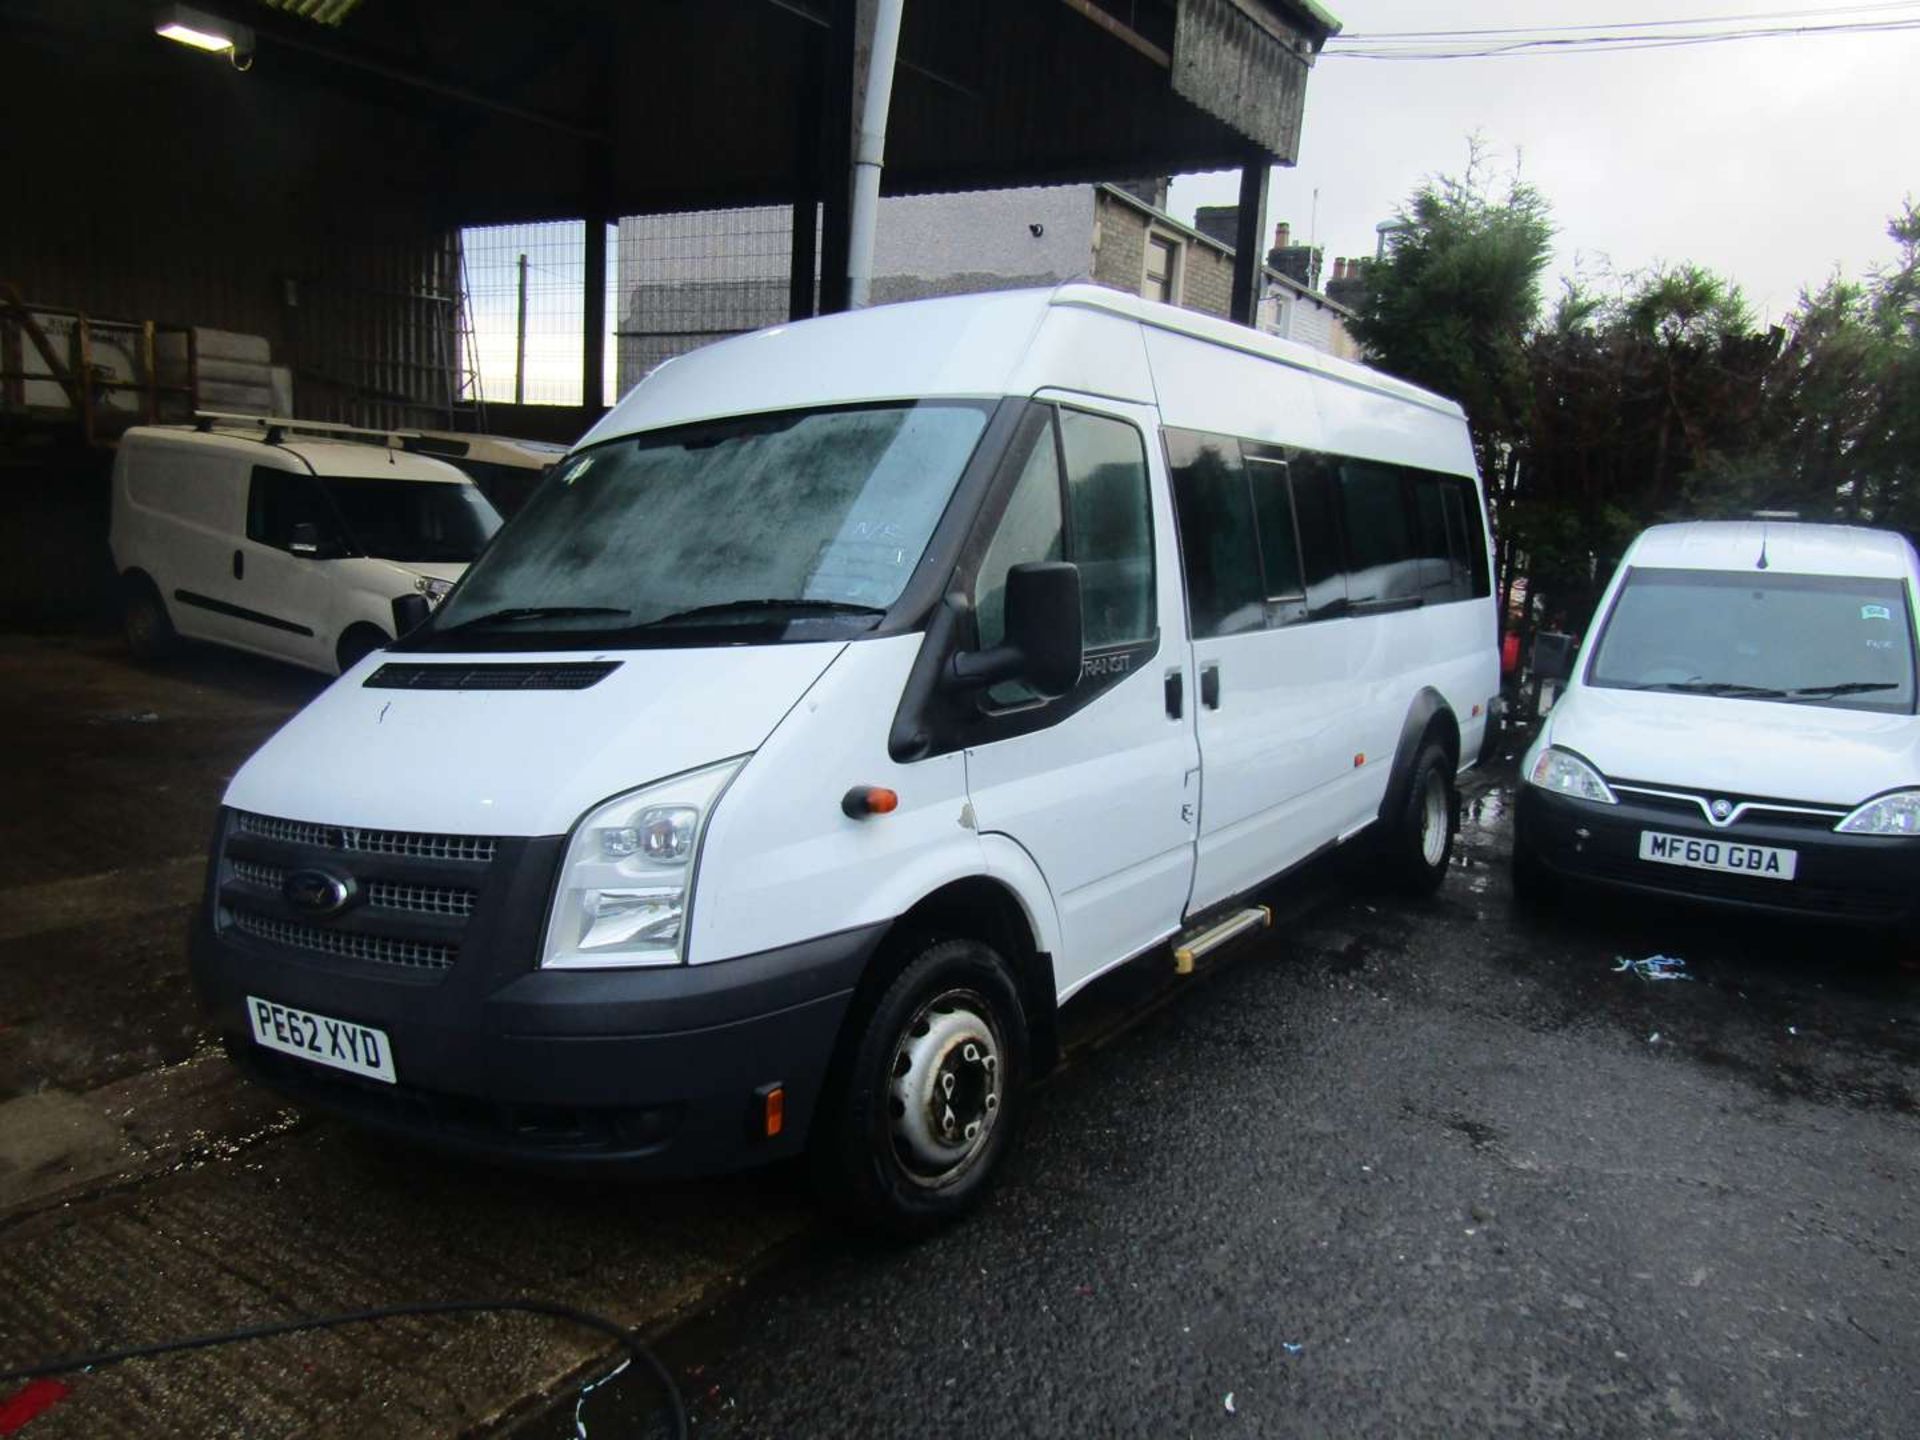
1169, 1, 1920, 320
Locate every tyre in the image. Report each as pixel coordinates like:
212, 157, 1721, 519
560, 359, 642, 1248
812, 935, 1029, 1238
335, 624, 389, 675
1384, 739, 1456, 895
122, 577, 181, 663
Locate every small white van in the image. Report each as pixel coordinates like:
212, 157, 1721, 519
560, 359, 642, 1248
1517, 520, 1920, 926
110, 419, 503, 675
189, 286, 1500, 1231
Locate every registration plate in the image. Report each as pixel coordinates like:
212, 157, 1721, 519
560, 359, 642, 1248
246, 995, 397, 1084
1637, 831, 1798, 881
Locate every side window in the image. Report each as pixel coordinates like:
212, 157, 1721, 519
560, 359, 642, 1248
1338, 460, 1418, 603
1243, 447, 1305, 610
1167, 429, 1264, 639
1452, 477, 1493, 598
1409, 472, 1456, 601
974, 419, 1064, 655
247, 467, 334, 551
1288, 454, 1348, 618
1059, 408, 1155, 649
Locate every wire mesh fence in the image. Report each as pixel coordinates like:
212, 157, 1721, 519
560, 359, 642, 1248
458, 221, 617, 408
615, 207, 809, 393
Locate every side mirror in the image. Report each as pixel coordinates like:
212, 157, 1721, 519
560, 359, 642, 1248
391, 593, 432, 636
946, 561, 1083, 699
288, 521, 331, 557
1532, 631, 1577, 683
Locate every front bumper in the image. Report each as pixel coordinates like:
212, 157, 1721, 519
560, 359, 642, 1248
190, 809, 884, 1175
1515, 785, 1920, 926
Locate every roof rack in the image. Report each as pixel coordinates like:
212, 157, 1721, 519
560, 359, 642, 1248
193, 410, 420, 449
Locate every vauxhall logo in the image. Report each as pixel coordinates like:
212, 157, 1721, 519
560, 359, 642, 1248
282, 867, 356, 918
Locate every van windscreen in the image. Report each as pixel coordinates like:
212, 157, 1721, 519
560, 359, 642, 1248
1587, 567, 1917, 714
426, 401, 991, 644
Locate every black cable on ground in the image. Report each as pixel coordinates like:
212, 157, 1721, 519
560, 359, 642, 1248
0, 1297, 687, 1439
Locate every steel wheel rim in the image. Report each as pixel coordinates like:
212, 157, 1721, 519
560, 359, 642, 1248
1420, 770, 1449, 867
886, 987, 1004, 1189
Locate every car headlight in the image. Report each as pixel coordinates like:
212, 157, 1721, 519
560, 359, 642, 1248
1835, 789, 1920, 835
1525, 745, 1617, 805
415, 575, 454, 605
542, 758, 745, 968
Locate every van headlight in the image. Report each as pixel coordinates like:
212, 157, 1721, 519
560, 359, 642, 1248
541, 758, 744, 968
1525, 746, 1617, 805
1835, 790, 1920, 836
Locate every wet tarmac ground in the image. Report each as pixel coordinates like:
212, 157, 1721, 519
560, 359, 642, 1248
3, 632, 1918, 1438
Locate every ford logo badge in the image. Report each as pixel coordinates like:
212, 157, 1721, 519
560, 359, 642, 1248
283, 867, 355, 918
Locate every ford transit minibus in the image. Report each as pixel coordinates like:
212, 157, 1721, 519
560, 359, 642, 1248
1516, 520, 1920, 928
191, 286, 1500, 1231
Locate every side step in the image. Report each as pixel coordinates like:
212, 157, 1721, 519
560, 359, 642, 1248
1172, 905, 1273, 975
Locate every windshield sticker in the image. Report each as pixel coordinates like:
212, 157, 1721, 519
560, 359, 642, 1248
1861, 604, 1892, 621
558, 455, 594, 486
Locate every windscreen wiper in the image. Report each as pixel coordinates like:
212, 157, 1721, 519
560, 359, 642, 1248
1652, 680, 1789, 697
640, 598, 888, 627
436, 604, 632, 633
1789, 681, 1900, 697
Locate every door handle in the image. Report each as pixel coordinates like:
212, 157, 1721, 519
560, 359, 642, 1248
1164, 669, 1184, 720
1200, 663, 1221, 710
232, 549, 244, 580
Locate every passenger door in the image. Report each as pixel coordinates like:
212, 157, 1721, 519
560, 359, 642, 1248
1168, 433, 1360, 913
961, 399, 1199, 997
232, 466, 341, 668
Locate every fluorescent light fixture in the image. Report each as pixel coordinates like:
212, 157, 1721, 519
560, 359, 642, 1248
155, 5, 253, 56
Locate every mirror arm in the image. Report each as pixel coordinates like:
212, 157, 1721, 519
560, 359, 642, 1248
944, 644, 1023, 691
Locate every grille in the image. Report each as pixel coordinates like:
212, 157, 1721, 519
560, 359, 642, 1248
230, 908, 456, 971
1613, 784, 1847, 833
233, 811, 496, 863
230, 860, 475, 917
364, 661, 620, 691
1588, 857, 1905, 920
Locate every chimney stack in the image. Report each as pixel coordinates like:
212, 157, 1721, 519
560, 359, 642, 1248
1274, 222, 1291, 251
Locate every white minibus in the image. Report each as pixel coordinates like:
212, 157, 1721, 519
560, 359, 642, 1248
190, 286, 1499, 1231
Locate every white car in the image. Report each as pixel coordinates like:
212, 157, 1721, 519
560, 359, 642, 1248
1517, 520, 1920, 927
189, 285, 1500, 1231
110, 421, 502, 675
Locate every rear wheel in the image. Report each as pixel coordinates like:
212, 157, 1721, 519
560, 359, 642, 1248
122, 578, 180, 663
335, 624, 389, 675
812, 936, 1028, 1238
1385, 740, 1456, 895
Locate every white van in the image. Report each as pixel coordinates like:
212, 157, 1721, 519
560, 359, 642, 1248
1516, 521, 1920, 926
110, 420, 503, 675
189, 286, 1499, 1231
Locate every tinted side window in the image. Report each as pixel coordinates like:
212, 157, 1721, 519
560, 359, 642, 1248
247, 467, 335, 550
1166, 429, 1264, 638
1289, 455, 1348, 618
1452, 476, 1493, 598
1059, 409, 1155, 649
1338, 460, 1419, 603
1410, 472, 1456, 600
1244, 447, 1305, 604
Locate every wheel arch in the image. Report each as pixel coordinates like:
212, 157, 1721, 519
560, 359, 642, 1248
1376, 686, 1460, 829
852, 873, 1061, 1079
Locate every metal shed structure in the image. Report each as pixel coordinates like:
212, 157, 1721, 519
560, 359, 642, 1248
2, 0, 1335, 440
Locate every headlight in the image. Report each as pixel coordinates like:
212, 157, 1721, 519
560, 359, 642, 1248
1835, 789, 1920, 835
541, 758, 744, 968
1525, 745, 1617, 805
415, 575, 454, 605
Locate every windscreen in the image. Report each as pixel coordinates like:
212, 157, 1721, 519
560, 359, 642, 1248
427, 402, 991, 641
320, 478, 501, 563
1587, 567, 1917, 713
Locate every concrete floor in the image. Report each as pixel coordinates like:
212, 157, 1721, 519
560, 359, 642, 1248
3, 632, 1916, 1439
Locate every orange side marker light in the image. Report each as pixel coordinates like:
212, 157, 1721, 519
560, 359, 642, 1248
763, 1085, 785, 1138
1353, 752, 1366, 768
841, 785, 899, 818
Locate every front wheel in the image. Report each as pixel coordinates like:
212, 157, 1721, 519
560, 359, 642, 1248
122, 579, 181, 664
335, 624, 390, 675
1384, 740, 1457, 895
812, 936, 1029, 1238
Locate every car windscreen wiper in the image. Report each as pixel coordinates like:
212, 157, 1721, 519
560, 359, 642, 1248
436, 604, 632, 633
639, 598, 888, 627
1789, 681, 1901, 697
1645, 679, 1789, 697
